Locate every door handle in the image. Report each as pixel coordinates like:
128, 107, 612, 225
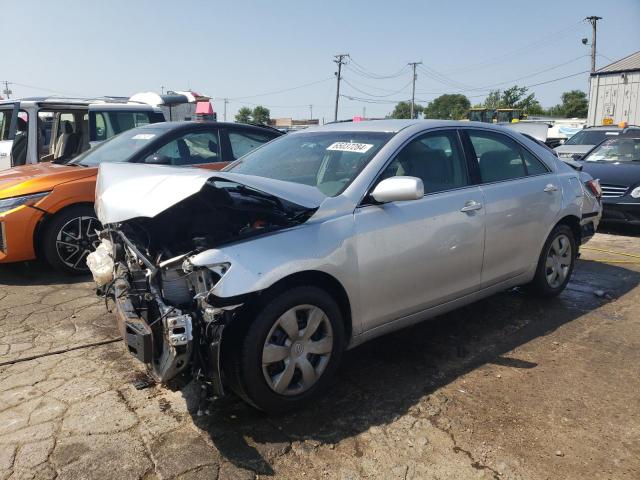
544, 183, 558, 192
460, 201, 483, 212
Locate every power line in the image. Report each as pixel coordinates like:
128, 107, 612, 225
342, 78, 412, 98
228, 77, 333, 100
347, 57, 411, 80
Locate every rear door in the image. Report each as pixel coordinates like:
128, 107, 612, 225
221, 127, 281, 163
461, 128, 561, 287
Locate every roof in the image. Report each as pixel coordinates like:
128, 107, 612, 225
593, 51, 640, 75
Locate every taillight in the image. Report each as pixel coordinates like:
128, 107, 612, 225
586, 179, 602, 198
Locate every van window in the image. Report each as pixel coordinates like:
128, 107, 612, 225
0, 109, 14, 141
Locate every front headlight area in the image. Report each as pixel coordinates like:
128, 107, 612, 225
630, 186, 640, 199
0, 191, 51, 214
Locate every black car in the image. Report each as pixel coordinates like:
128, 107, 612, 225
579, 136, 640, 227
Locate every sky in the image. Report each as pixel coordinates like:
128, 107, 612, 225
3, 0, 640, 122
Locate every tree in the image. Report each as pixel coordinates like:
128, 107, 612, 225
483, 90, 501, 109
483, 85, 543, 115
252, 105, 271, 125
235, 107, 252, 123
390, 101, 423, 119
547, 90, 588, 118
423, 94, 470, 120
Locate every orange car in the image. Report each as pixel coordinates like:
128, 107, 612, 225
0, 121, 281, 273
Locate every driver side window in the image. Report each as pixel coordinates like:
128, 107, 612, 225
144, 130, 220, 166
381, 130, 469, 194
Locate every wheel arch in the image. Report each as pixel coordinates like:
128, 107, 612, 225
33, 202, 96, 259
554, 214, 581, 247
260, 270, 353, 342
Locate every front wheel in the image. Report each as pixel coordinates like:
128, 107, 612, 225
528, 224, 576, 296
41, 205, 101, 274
226, 286, 345, 413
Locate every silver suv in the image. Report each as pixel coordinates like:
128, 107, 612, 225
92, 120, 602, 412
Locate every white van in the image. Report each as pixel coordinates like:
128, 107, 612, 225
0, 97, 165, 171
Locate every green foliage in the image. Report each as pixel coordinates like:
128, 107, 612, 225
235, 107, 252, 123
390, 101, 423, 119
423, 94, 471, 120
234, 105, 272, 124
252, 105, 271, 125
547, 90, 588, 118
482, 85, 543, 115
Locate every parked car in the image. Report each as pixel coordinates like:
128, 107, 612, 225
554, 124, 640, 159
579, 136, 640, 227
0, 97, 166, 170
0, 121, 281, 273
89, 120, 601, 412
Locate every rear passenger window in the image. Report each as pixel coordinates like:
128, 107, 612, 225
382, 130, 468, 194
468, 131, 526, 183
228, 130, 274, 159
522, 149, 549, 175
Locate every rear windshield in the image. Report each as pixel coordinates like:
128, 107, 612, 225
70, 127, 165, 166
564, 129, 618, 146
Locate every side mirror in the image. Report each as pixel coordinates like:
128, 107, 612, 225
144, 154, 172, 165
371, 176, 424, 203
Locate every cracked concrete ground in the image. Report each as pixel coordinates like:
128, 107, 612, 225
1, 232, 639, 479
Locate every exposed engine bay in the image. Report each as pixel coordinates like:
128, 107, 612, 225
89, 179, 314, 394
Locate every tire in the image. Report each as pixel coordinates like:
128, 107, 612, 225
527, 224, 576, 296
41, 205, 101, 274
225, 286, 346, 413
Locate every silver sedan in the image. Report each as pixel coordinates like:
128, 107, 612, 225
92, 120, 602, 413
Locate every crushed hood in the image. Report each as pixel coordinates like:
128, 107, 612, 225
95, 163, 326, 224
0, 163, 96, 199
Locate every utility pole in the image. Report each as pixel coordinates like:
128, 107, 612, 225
586, 16, 602, 73
161, 86, 165, 95
2, 81, 12, 99
223, 98, 229, 121
408, 62, 422, 119
333, 54, 348, 122
309, 104, 313, 120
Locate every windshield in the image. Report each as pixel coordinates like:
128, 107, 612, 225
70, 127, 165, 166
564, 129, 618, 146
225, 131, 393, 196
584, 138, 640, 162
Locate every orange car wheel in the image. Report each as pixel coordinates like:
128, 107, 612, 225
41, 205, 102, 274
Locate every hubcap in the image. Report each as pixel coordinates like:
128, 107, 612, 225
55, 216, 101, 271
262, 304, 333, 396
545, 233, 572, 289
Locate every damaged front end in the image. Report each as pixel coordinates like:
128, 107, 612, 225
89, 165, 319, 395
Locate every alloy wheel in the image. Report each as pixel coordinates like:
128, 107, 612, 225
55, 216, 101, 271
262, 304, 333, 396
545, 233, 572, 289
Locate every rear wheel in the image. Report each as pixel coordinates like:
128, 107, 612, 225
41, 205, 101, 274
225, 286, 345, 413
528, 224, 576, 296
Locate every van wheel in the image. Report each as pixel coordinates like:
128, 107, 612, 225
528, 224, 576, 296
226, 286, 345, 413
41, 205, 101, 274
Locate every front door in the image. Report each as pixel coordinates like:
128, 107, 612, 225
354, 129, 485, 331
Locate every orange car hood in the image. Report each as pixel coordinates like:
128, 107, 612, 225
0, 163, 96, 199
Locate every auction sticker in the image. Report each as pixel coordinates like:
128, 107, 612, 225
327, 142, 373, 153
132, 133, 156, 140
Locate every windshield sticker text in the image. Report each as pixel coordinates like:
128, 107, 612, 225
327, 142, 373, 153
